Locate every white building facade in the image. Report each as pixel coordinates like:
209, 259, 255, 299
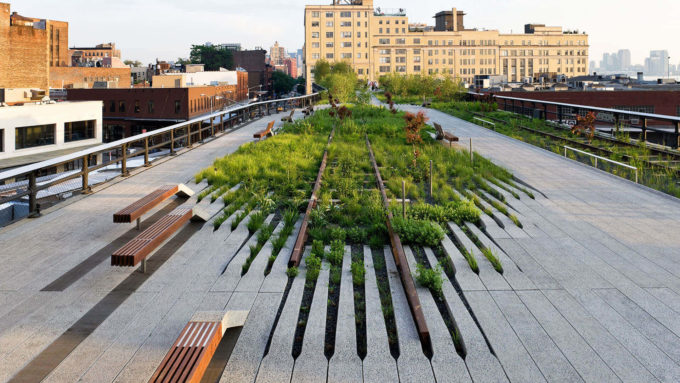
0, 101, 103, 164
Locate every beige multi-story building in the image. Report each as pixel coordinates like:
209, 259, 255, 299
304, 0, 589, 92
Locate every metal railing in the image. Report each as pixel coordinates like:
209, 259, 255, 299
472, 117, 495, 127
468, 91, 680, 148
0, 92, 321, 218
563, 145, 638, 183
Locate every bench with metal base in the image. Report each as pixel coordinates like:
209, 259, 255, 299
253, 121, 275, 140
281, 110, 294, 123
113, 184, 194, 230
112, 206, 208, 271
148, 310, 248, 383
434, 122, 459, 147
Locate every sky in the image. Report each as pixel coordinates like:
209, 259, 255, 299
9, 0, 680, 67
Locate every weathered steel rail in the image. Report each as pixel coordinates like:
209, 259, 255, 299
288, 126, 336, 268
365, 135, 432, 354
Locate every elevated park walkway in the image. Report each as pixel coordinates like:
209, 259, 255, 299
0, 94, 679, 382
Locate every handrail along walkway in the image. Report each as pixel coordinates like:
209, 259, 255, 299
0, 93, 320, 217
563, 145, 639, 183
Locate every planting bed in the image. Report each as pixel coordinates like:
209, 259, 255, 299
191, 101, 538, 381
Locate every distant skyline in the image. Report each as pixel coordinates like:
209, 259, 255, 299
9, 0, 680, 69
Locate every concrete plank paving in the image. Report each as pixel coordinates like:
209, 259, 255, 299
327, 247, 362, 383
490, 290, 584, 382
403, 246, 472, 383
422, 248, 508, 383
254, 258, 307, 383
449, 223, 511, 291
440, 235, 486, 292
384, 246, 436, 383
516, 290, 620, 383
290, 262, 330, 383
362, 246, 399, 383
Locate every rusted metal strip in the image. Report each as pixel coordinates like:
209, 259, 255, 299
288, 126, 336, 268
365, 135, 432, 354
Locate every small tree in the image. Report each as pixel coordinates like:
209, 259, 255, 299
571, 112, 597, 143
404, 111, 428, 145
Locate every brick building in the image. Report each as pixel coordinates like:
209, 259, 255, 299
67, 81, 248, 141
0, 2, 68, 92
69, 42, 121, 66
233, 49, 273, 97
0, 3, 130, 91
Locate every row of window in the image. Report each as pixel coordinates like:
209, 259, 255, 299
378, 28, 407, 34
311, 21, 367, 28
108, 100, 182, 115
12, 120, 96, 150
310, 11, 368, 18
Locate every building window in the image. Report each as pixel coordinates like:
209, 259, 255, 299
677, 106, 680, 116
109, 100, 116, 113
326, 42, 334, 48
342, 32, 351, 38
342, 42, 352, 48
358, 68, 364, 74
15, 124, 56, 150
396, 38, 405, 45
148, 101, 154, 114
312, 32, 319, 38
396, 66, 406, 72
341, 21, 351, 27
340, 11, 351, 17
312, 11, 319, 17
312, 42, 320, 48
175, 100, 181, 114
413, 39, 420, 44
119, 101, 126, 113
325, 12, 333, 17
312, 53, 320, 59
326, 21, 334, 27
312, 21, 319, 27
379, 38, 390, 44
342, 53, 352, 59
64, 120, 96, 142
326, 32, 334, 38
134, 100, 141, 113
379, 66, 391, 73
326, 53, 334, 59
0, 129, 3, 152
414, 65, 421, 72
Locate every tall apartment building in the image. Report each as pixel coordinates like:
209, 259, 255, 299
270, 41, 287, 66
303, 0, 589, 92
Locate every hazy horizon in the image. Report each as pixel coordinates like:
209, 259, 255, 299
8, 0, 680, 68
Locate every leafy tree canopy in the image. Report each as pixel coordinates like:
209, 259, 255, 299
272, 71, 297, 94
189, 45, 234, 71
124, 60, 143, 67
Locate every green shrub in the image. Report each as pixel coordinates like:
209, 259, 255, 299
392, 217, 445, 246
247, 211, 266, 234
308, 227, 330, 243
305, 254, 322, 281
311, 240, 325, 258
351, 260, 366, 285
272, 234, 288, 255
368, 235, 386, 248
346, 227, 368, 243
327, 240, 344, 266
287, 266, 299, 278
283, 209, 299, 227
257, 224, 274, 246
415, 264, 443, 295
329, 227, 347, 241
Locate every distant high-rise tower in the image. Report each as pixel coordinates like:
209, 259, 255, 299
617, 49, 631, 71
270, 41, 287, 66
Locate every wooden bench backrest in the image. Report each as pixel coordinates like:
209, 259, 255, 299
266, 121, 275, 132
114, 185, 179, 223
434, 123, 443, 135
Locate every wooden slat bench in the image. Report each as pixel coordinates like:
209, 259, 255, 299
253, 121, 275, 140
112, 206, 196, 270
113, 184, 194, 229
434, 122, 459, 147
281, 110, 294, 123
149, 311, 248, 383
302, 105, 314, 118
422, 98, 432, 107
